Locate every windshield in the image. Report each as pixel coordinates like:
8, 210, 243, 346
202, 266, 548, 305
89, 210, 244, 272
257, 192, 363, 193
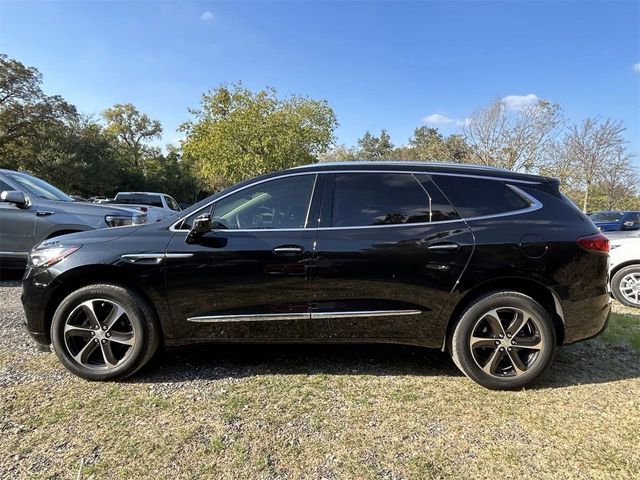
7, 172, 73, 202
590, 211, 624, 222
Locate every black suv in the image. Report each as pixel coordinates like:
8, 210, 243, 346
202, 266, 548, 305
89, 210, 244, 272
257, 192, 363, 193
22, 162, 611, 390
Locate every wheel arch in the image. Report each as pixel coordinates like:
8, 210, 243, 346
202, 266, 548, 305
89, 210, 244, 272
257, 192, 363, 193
610, 260, 640, 280
443, 277, 565, 350
43, 265, 168, 344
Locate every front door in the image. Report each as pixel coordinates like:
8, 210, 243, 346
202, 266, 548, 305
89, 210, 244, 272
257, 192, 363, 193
0, 177, 36, 260
164, 173, 328, 341
310, 171, 474, 347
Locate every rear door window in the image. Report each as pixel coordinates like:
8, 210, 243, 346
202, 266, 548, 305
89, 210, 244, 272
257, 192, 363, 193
431, 175, 531, 219
329, 172, 457, 227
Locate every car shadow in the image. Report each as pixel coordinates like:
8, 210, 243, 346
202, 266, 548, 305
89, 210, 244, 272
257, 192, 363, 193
129, 337, 639, 389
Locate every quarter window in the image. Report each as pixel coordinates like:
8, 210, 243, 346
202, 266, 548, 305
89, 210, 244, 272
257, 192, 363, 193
0, 179, 13, 192
432, 175, 531, 218
330, 173, 442, 227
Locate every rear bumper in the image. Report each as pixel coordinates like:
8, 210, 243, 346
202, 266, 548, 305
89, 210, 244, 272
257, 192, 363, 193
562, 292, 611, 345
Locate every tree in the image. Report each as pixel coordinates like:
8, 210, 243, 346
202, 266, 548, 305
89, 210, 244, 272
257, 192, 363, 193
0, 54, 77, 166
356, 130, 394, 160
564, 118, 627, 212
180, 83, 337, 187
103, 103, 162, 170
591, 147, 638, 210
463, 97, 563, 171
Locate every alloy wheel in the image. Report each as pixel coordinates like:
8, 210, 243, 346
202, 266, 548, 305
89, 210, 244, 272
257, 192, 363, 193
469, 307, 545, 378
63, 298, 137, 370
619, 272, 640, 306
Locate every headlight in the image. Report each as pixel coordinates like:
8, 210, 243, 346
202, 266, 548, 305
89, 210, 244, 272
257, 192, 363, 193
105, 214, 147, 227
29, 245, 81, 268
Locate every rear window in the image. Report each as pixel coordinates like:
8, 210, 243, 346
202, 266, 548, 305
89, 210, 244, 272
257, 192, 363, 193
431, 175, 531, 219
116, 193, 163, 208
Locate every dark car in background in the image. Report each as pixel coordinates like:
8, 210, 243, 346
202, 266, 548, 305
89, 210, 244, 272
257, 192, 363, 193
21, 162, 611, 390
0, 169, 147, 269
589, 210, 640, 232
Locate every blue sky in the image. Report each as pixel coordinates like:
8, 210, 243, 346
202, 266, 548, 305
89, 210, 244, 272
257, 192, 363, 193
1, 0, 639, 164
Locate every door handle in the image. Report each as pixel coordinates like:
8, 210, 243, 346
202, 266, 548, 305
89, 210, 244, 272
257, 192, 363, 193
427, 242, 460, 252
273, 245, 305, 255
36, 211, 55, 217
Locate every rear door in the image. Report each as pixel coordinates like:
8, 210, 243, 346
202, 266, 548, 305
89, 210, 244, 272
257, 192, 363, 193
310, 171, 474, 346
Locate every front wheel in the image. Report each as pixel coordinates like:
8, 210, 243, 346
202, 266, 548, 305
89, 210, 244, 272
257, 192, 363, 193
611, 265, 640, 308
450, 291, 556, 390
51, 284, 160, 381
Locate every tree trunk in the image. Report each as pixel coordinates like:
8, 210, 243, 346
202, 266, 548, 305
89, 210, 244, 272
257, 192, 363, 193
582, 181, 590, 213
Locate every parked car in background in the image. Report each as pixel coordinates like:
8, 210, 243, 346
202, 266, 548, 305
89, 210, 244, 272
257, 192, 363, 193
22, 162, 611, 390
608, 235, 640, 308
589, 210, 640, 231
102, 192, 181, 222
0, 169, 147, 269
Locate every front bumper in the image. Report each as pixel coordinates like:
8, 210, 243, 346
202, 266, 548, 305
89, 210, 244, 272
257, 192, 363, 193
21, 266, 58, 346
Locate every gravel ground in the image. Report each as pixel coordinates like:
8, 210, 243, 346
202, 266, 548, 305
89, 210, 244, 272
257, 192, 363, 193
1, 274, 639, 479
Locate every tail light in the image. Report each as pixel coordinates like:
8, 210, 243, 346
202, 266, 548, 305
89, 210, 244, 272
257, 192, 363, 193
577, 233, 609, 253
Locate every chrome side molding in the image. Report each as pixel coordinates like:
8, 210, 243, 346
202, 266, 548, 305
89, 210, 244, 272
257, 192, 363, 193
187, 309, 423, 323
121, 253, 193, 264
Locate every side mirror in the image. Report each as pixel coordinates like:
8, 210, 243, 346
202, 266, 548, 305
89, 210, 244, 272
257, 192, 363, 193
0, 190, 28, 208
186, 213, 212, 243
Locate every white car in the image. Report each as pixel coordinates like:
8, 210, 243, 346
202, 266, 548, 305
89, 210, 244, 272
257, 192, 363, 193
103, 192, 181, 222
608, 233, 640, 308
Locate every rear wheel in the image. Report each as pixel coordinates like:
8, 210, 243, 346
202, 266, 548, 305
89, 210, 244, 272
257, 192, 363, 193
450, 291, 556, 390
51, 284, 160, 381
611, 265, 640, 308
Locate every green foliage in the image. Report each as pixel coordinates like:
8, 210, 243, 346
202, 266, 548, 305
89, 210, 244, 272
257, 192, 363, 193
356, 130, 394, 160
180, 83, 337, 188
103, 103, 162, 170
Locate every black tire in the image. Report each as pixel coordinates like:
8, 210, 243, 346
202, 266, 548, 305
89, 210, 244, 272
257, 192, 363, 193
611, 265, 640, 308
51, 284, 160, 381
450, 291, 556, 390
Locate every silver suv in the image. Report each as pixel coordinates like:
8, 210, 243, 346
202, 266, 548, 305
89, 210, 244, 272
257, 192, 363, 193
0, 169, 147, 268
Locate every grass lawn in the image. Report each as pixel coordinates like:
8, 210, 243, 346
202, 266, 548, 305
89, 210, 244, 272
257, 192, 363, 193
1, 287, 638, 479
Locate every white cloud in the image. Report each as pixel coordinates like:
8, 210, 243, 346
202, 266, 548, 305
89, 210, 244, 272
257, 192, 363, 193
633, 62, 640, 73
501, 94, 539, 111
201, 11, 214, 21
422, 113, 455, 125
422, 113, 469, 128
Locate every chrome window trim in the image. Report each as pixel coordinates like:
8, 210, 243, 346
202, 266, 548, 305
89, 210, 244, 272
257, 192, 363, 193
170, 170, 543, 233
303, 174, 319, 228
187, 309, 423, 323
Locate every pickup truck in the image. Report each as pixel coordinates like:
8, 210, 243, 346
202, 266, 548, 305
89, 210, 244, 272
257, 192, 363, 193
101, 192, 181, 222
0, 169, 146, 269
